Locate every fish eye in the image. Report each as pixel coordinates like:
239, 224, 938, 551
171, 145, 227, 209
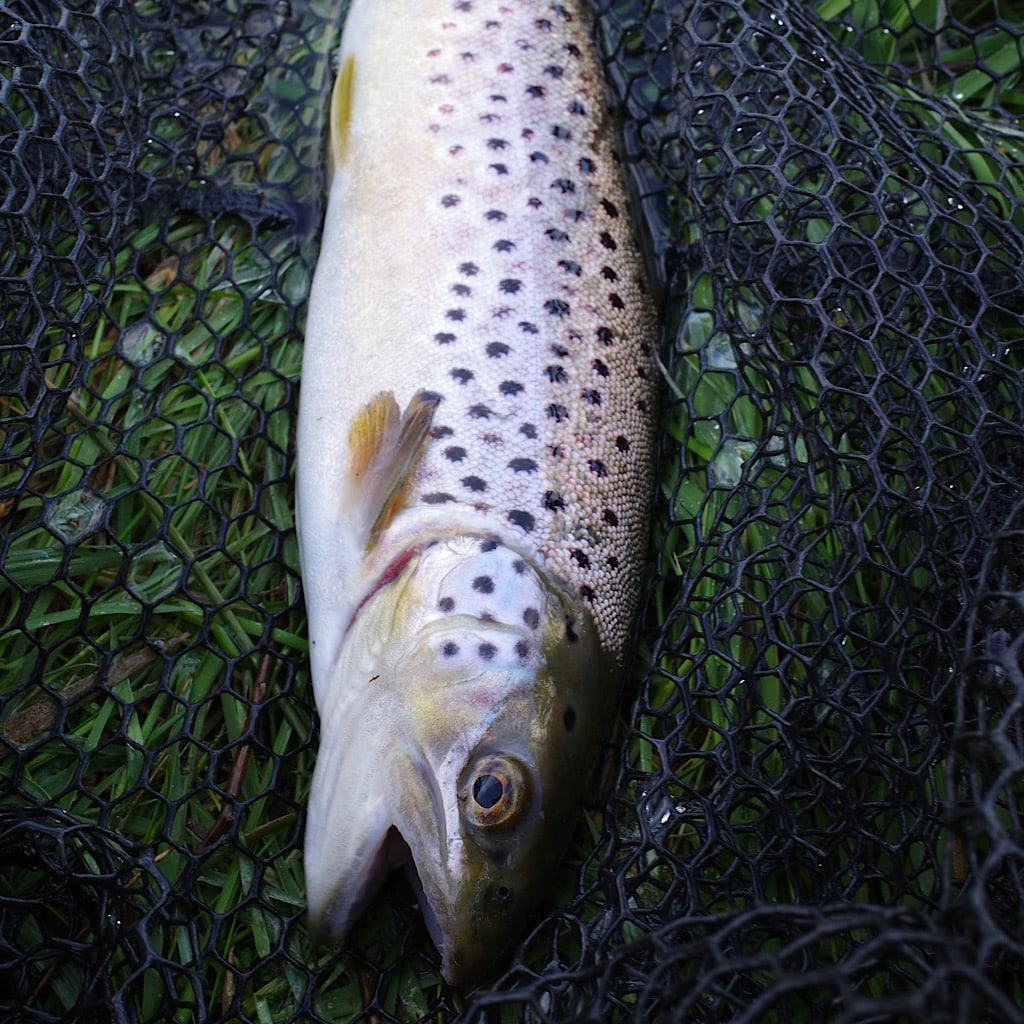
463, 755, 526, 828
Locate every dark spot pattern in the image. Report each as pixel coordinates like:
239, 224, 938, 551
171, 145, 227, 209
572, 549, 590, 569
529, 150, 550, 163
435, 332, 456, 344
508, 510, 535, 531
459, 262, 478, 276
519, 321, 538, 334
603, 509, 619, 526
423, 492, 456, 504
451, 368, 474, 383
447, 308, 466, 321
445, 446, 467, 462
547, 403, 569, 422
486, 342, 510, 358
441, 194, 460, 208
499, 278, 522, 294
616, 435, 630, 451
601, 198, 619, 218
545, 299, 570, 317
509, 458, 537, 473
546, 365, 568, 383
500, 380, 524, 396
515, 640, 530, 659
443, 642, 459, 657
602, 265, 618, 281
493, 239, 515, 251
490, 162, 509, 174
519, 423, 537, 438
523, 607, 540, 629
486, 209, 507, 221
583, 388, 601, 405
473, 575, 495, 594
478, 643, 497, 661
439, 597, 455, 613
545, 228, 569, 242
592, 358, 609, 376
512, 559, 527, 574
599, 231, 618, 250
462, 475, 487, 492
559, 259, 582, 275
589, 459, 608, 477
544, 491, 566, 511
431, 425, 454, 439
451, 283, 471, 296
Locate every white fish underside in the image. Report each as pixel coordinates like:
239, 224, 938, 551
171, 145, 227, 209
297, 0, 658, 986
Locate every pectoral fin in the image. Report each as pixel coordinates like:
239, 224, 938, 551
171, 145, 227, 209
346, 390, 439, 548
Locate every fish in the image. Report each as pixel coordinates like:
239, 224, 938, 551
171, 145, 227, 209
296, 0, 658, 987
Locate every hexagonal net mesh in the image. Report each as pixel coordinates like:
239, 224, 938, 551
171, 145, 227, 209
1, 0, 1022, 1021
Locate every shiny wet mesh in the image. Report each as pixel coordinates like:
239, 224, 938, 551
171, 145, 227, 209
1, 0, 1022, 1020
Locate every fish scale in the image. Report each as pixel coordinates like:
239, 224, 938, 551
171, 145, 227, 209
297, 0, 657, 987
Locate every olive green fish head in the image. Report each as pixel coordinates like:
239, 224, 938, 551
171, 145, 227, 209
304, 535, 615, 986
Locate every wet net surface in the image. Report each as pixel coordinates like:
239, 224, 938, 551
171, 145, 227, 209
1, 0, 1023, 1020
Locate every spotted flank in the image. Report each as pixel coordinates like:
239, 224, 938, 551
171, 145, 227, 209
296, 0, 658, 988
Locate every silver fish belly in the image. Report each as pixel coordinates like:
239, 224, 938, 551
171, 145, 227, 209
296, 0, 658, 986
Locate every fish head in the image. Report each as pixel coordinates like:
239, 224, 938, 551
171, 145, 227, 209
305, 534, 616, 987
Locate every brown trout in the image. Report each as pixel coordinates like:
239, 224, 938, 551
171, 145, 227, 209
296, 0, 657, 986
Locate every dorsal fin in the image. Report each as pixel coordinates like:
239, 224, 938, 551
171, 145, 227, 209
329, 53, 356, 177
346, 390, 439, 546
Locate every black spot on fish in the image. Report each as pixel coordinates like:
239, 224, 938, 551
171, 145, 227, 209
423, 492, 456, 504
519, 321, 538, 334
494, 239, 515, 252
487, 138, 508, 150
490, 163, 509, 175
571, 549, 590, 569
578, 156, 596, 174
478, 642, 497, 661
509, 457, 536, 473
451, 283, 471, 296
500, 380, 524, 396
544, 490, 565, 511
435, 332, 456, 344
602, 198, 620, 218
490, 92, 506, 101
513, 559, 527, 574
526, 84, 545, 98
486, 209, 507, 222
493, 306, 513, 319
546, 403, 569, 422
559, 259, 581, 276
544, 65, 564, 78
638, 397, 649, 413
597, 326, 615, 345
460, 262, 479, 276
445, 446, 467, 462
431, 74, 451, 84
551, 343, 569, 357
498, 63, 514, 73
527, 196, 543, 208
535, 18, 553, 31
432, 425, 454, 439
479, 113, 500, 123
580, 585, 596, 602
607, 555, 620, 569
583, 388, 601, 405
487, 341, 510, 358
592, 359, 609, 376
546, 365, 568, 383
609, 293, 625, 309
567, 209, 586, 222
545, 299, 570, 318
439, 596, 455, 612
552, 124, 571, 140
443, 641, 459, 656
523, 607, 540, 629
421, 390, 442, 404
480, 538, 498, 551
602, 508, 619, 526
551, 178, 575, 193
461, 52, 476, 61
564, 42, 582, 57
499, 278, 522, 294
602, 266, 618, 281
473, 575, 495, 594
470, 404, 493, 419
545, 228, 569, 242
616, 435, 631, 452
563, 706, 576, 730
455, 1, 472, 10
600, 231, 618, 250
515, 639, 530, 660
461, 475, 487, 492
530, 150, 550, 163
508, 509, 535, 532
589, 459, 608, 478
519, 422, 537, 438
447, 308, 466, 321
441, 194, 460, 208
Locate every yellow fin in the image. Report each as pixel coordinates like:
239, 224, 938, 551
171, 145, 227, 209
329, 53, 355, 175
347, 390, 439, 545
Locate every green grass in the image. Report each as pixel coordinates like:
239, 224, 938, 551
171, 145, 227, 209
2, 0, 1023, 1020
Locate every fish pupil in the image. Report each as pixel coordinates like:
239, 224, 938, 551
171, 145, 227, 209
473, 773, 505, 809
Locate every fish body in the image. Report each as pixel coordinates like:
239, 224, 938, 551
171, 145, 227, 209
297, 0, 657, 986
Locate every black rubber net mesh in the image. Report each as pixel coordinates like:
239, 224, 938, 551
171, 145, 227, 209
1, 0, 1022, 1020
